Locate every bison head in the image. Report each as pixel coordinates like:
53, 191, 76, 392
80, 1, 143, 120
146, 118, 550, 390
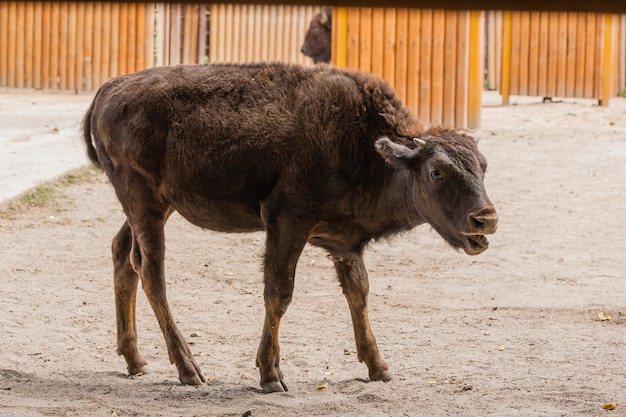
301, 8, 332, 64
375, 131, 498, 255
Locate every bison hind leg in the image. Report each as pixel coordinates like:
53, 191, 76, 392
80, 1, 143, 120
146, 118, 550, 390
112, 221, 150, 376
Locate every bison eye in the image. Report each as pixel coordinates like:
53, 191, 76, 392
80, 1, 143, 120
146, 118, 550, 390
430, 169, 442, 181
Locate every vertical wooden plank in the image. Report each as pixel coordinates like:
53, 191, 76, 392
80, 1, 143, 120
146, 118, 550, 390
0, 2, 9, 86
536, 12, 549, 96
15, 0, 26, 88
468, 10, 483, 129
406, 8, 421, 118
346, 7, 360, 69
371, 8, 384, 77
170, 4, 182, 65
383, 8, 396, 86
564, 12, 578, 97
509, 11, 521, 95
99, 3, 111, 84
92, 2, 102, 87
419, 9, 432, 122
500, 11, 512, 106
155, 3, 166, 66
395, 8, 409, 105
118, 3, 128, 75
108, 2, 119, 78
223, 4, 233, 62
253, 5, 262, 62
24, 2, 34, 88
555, 13, 568, 97
494, 11, 503, 92
268, 6, 277, 61
83, 2, 93, 90
197, 4, 207, 64
584, 13, 597, 98
430, 9, 445, 125
75, 2, 85, 90
593, 13, 604, 100
527, 11, 540, 96
334, 7, 348, 67
6, 2, 17, 87
246, 5, 257, 63
284, 5, 294, 63
259, 5, 269, 60
617, 14, 626, 91
574, 13, 586, 97
546, 12, 559, 97
135, 3, 146, 70
276, 5, 282, 62
442, 11, 457, 128
358, 8, 372, 73
40, 2, 52, 88
518, 12, 530, 96
183, 4, 198, 64
58, 2, 70, 89
30, 1, 42, 89
126, 3, 136, 72
455, 10, 470, 128
46, 2, 61, 88
600, 14, 615, 105
208, 4, 218, 63
486, 11, 497, 90
232, 4, 242, 62
66, 2, 77, 90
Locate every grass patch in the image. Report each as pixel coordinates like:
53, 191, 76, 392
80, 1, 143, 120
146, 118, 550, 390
19, 185, 57, 208
0, 166, 101, 218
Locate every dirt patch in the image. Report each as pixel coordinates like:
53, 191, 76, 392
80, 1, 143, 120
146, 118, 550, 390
1, 97, 625, 416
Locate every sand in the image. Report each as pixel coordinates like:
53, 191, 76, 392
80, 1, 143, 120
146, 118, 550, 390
0, 92, 624, 416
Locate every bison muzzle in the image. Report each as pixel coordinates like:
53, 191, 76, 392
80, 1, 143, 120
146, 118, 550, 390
83, 62, 497, 393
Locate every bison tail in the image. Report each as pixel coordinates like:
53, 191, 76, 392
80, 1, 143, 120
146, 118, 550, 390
82, 98, 101, 169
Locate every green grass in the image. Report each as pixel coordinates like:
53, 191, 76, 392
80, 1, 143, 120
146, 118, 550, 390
19, 185, 57, 208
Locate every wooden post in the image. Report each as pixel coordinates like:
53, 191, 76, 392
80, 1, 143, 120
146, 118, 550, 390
468, 10, 483, 129
600, 13, 615, 106
334, 7, 348, 67
500, 11, 512, 105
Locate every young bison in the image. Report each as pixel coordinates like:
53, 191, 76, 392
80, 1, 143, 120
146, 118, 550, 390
83, 63, 498, 393
300, 8, 332, 64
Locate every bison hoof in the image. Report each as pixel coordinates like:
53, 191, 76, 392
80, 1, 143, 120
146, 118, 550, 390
128, 364, 150, 377
370, 370, 393, 382
180, 374, 204, 386
262, 380, 289, 393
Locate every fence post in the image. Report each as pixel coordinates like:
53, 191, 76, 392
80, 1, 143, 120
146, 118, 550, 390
468, 10, 483, 129
600, 13, 615, 106
500, 11, 512, 105
333, 7, 348, 67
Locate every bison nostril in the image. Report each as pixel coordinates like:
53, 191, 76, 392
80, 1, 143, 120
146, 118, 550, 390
472, 216, 486, 230
469, 208, 498, 233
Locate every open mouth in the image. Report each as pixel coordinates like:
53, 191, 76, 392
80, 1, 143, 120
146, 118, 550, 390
464, 234, 489, 255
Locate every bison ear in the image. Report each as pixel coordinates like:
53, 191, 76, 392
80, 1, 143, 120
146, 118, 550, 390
375, 137, 420, 169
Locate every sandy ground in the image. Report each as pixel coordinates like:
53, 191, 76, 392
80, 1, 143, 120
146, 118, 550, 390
0, 91, 624, 417
0, 89, 93, 201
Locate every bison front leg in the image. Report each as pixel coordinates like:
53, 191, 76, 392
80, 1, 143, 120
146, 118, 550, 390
112, 221, 148, 376
128, 212, 206, 386
332, 251, 392, 383
256, 216, 310, 393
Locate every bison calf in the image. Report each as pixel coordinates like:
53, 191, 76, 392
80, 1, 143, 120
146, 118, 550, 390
83, 63, 497, 393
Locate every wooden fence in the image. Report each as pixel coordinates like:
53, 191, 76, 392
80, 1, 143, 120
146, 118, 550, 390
0, 1, 153, 91
209, 4, 321, 65
2, 2, 625, 127
486, 11, 626, 105
332, 8, 484, 128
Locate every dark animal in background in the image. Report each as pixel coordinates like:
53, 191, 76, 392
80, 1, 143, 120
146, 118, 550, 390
83, 62, 498, 393
301, 7, 332, 63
